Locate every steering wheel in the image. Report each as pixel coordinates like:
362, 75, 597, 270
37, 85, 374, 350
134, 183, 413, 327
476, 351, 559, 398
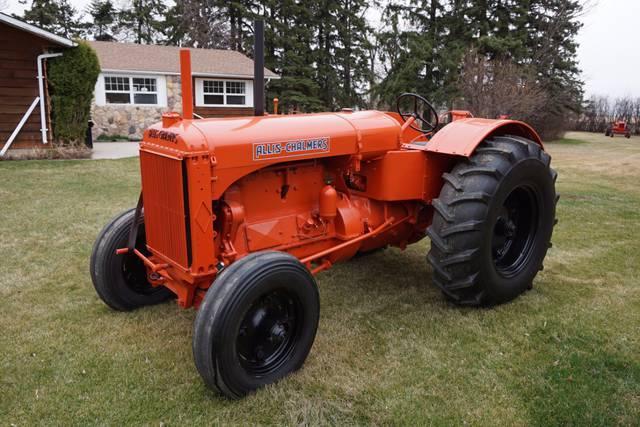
396, 93, 439, 134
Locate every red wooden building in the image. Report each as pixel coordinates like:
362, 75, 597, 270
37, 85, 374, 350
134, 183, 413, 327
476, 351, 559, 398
0, 13, 74, 156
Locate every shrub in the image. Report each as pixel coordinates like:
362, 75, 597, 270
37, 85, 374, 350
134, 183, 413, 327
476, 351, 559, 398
48, 41, 100, 146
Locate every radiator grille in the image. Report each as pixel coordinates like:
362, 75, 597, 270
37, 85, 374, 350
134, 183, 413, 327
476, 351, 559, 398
140, 150, 190, 268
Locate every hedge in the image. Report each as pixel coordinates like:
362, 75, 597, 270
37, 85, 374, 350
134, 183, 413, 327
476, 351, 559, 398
48, 41, 100, 146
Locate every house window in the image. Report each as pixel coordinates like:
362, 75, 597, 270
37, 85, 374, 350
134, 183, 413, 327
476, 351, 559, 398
132, 77, 157, 104
104, 75, 159, 105
201, 80, 247, 106
203, 80, 224, 105
104, 76, 130, 104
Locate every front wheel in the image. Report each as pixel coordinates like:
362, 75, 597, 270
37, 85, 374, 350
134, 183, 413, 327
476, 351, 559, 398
427, 135, 558, 306
193, 251, 320, 398
90, 209, 173, 311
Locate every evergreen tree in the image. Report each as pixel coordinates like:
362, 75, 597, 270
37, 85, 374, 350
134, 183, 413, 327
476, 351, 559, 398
86, 0, 116, 41
118, 0, 166, 44
162, 0, 187, 46
375, 1, 450, 108
309, 0, 339, 109
330, 0, 372, 109
217, 0, 258, 53
20, 0, 82, 38
523, 0, 584, 136
264, 0, 323, 112
77, 0, 582, 132
20, 0, 62, 33
54, 0, 80, 38
373, 0, 583, 137
159, 0, 373, 111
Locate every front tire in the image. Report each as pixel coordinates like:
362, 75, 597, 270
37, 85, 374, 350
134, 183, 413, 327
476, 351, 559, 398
193, 251, 320, 399
427, 136, 558, 306
90, 209, 173, 311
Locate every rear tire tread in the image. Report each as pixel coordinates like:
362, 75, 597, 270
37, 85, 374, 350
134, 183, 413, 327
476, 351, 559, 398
449, 192, 492, 205
427, 136, 557, 306
426, 225, 450, 254
442, 172, 463, 191
458, 166, 503, 179
440, 220, 483, 237
431, 198, 455, 223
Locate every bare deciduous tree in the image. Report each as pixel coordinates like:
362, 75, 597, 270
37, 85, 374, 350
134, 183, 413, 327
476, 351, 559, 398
456, 51, 548, 128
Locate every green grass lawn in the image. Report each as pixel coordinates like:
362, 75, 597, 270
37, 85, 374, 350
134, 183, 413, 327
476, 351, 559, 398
1, 132, 639, 425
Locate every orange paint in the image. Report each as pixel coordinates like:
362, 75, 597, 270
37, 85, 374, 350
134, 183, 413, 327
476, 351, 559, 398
179, 49, 193, 120
319, 185, 337, 219
125, 53, 548, 309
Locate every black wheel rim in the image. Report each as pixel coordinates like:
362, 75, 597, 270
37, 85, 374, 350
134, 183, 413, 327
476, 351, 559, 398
491, 185, 539, 277
236, 290, 300, 376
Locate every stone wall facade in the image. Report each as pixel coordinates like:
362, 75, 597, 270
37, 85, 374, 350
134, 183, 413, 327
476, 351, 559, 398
91, 75, 182, 141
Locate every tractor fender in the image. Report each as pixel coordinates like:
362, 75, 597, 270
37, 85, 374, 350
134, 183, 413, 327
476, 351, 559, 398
427, 118, 544, 157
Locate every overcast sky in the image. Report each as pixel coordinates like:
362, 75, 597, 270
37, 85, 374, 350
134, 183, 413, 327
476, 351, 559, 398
2, 0, 637, 98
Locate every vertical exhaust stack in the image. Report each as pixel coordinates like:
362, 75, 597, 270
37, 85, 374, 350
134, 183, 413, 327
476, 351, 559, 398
253, 20, 265, 116
180, 49, 194, 120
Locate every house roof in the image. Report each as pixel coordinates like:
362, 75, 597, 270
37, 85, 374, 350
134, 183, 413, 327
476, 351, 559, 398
0, 13, 76, 47
87, 41, 278, 79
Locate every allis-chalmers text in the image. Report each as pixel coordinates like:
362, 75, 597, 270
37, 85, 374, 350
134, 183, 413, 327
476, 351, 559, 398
253, 137, 330, 161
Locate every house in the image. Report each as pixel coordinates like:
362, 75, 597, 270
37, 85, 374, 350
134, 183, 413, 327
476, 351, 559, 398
87, 41, 279, 140
0, 13, 75, 155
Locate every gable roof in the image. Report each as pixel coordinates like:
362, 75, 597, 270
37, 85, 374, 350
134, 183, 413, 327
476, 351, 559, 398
87, 41, 278, 79
0, 12, 75, 47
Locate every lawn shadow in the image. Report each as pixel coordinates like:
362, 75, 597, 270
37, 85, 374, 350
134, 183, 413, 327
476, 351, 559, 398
316, 244, 482, 317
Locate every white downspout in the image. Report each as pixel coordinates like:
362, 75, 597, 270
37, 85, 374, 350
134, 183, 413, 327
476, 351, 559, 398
37, 52, 63, 144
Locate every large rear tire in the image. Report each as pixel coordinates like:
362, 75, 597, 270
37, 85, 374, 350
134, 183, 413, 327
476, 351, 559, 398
193, 251, 320, 399
90, 209, 173, 311
427, 135, 558, 306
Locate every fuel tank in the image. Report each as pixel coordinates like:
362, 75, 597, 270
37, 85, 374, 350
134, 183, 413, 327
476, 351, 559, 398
141, 110, 404, 198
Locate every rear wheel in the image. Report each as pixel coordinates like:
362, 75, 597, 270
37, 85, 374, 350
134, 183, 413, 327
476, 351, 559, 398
427, 135, 558, 306
193, 251, 320, 398
90, 209, 173, 311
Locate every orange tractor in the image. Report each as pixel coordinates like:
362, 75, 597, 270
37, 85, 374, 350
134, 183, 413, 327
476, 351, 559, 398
90, 22, 557, 398
605, 121, 631, 138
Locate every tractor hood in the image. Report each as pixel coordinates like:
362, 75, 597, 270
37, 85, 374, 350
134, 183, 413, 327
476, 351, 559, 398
142, 110, 402, 167
140, 110, 404, 199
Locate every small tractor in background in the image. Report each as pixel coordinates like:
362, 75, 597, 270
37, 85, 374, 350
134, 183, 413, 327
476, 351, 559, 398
89, 21, 558, 398
605, 121, 631, 138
